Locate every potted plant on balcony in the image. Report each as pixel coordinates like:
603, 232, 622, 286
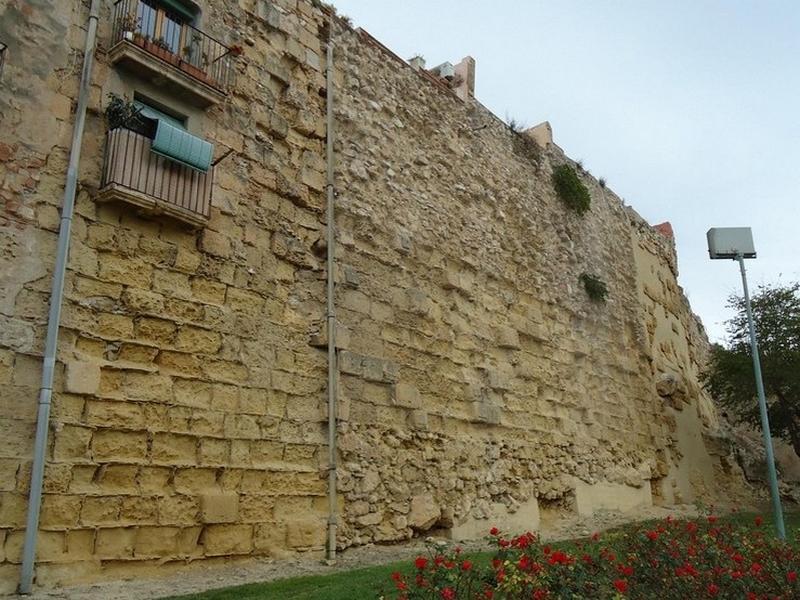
145, 37, 180, 66
119, 13, 141, 42
180, 34, 208, 82
104, 93, 146, 133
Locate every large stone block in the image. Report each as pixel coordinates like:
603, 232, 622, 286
53, 425, 92, 461
200, 494, 239, 524
64, 361, 101, 395
95, 527, 135, 559
408, 494, 440, 531
286, 519, 325, 548
253, 521, 287, 555
202, 524, 253, 556
39, 494, 81, 529
151, 433, 197, 465
91, 429, 148, 463
134, 526, 180, 557
81, 496, 122, 526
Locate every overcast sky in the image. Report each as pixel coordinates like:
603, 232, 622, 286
332, 0, 800, 343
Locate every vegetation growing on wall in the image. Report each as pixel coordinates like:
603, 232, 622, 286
553, 164, 591, 214
580, 273, 608, 303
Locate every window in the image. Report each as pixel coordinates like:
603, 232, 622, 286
136, 0, 187, 54
133, 95, 187, 130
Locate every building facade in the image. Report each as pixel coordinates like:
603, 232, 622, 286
0, 0, 752, 592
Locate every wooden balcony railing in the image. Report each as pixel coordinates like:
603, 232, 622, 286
111, 0, 233, 100
98, 127, 213, 227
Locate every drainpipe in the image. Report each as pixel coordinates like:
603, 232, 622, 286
325, 19, 338, 564
19, 0, 101, 593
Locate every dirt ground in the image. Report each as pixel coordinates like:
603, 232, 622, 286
5, 504, 700, 600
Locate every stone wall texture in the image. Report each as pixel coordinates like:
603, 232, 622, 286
0, 0, 755, 591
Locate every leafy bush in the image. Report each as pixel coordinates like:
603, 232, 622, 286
104, 93, 145, 132
381, 515, 800, 599
552, 164, 591, 214
580, 273, 608, 303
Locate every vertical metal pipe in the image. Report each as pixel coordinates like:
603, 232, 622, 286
737, 254, 786, 540
19, 0, 101, 593
325, 19, 338, 564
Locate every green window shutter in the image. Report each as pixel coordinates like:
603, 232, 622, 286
158, 0, 196, 23
151, 120, 214, 172
133, 100, 186, 130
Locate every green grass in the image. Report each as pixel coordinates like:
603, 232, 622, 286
165, 511, 799, 600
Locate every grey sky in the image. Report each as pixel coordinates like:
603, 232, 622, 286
332, 0, 800, 343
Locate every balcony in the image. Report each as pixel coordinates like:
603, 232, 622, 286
109, 0, 234, 107
98, 127, 214, 227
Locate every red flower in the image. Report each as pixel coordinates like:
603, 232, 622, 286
490, 527, 500, 536
547, 550, 572, 566
483, 589, 493, 599
646, 530, 659, 541
434, 555, 445, 567
396, 581, 407, 591
707, 583, 719, 596
708, 515, 718, 524
788, 571, 798, 583
613, 579, 628, 594
391, 571, 402, 582
543, 545, 551, 555
461, 560, 473, 571
751, 562, 763, 575
591, 532, 600, 541
415, 556, 428, 570
533, 591, 548, 600
618, 564, 634, 577
754, 516, 763, 527
441, 588, 456, 600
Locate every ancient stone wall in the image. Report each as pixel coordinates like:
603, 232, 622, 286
1, 0, 334, 590
0, 0, 751, 592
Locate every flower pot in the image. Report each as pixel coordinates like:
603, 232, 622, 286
180, 61, 206, 81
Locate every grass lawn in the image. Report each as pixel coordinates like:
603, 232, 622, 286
165, 510, 798, 600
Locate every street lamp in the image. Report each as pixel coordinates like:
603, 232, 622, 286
707, 227, 786, 539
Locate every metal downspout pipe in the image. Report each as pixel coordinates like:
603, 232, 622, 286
19, 0, 101, 593
325, 20, 338, 563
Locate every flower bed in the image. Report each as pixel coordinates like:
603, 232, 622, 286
382, 515, 798, 599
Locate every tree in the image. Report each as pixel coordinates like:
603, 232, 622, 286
702, 282, 800, 456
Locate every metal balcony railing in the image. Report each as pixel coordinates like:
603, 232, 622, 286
111, 0, 233, 92
99, 127, 213, 226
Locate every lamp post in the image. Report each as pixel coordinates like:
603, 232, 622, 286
707, 227, 786, 540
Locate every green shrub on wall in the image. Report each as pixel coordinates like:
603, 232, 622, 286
580, 273, 608, 303
552, 164, 591, 215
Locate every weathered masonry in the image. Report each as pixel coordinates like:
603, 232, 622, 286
0, 0, 754, 592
